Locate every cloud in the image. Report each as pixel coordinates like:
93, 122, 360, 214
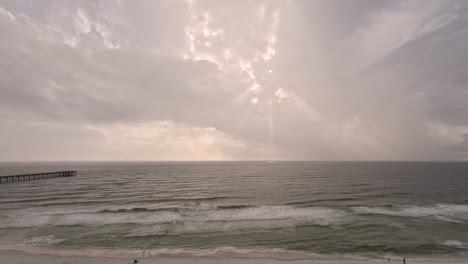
1, 0, 468, 160
0, 120, 104, 161
0, 6, 224, 124
92, 121, 248, 161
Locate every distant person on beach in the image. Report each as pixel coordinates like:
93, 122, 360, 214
134, 259, 138, 264
403, 258, 406, 264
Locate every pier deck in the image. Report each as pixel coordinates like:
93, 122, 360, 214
0, 171, 77, 184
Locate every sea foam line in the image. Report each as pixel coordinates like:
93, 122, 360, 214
0, 205, 348, 228
352, 204, 468, 221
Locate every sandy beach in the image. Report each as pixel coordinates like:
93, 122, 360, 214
1, 249, 468, 264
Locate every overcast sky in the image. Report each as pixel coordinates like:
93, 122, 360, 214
1, 0, 468, 161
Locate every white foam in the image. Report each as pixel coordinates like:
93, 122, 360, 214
24, 235, 66, 245
442, 240, 465, 248
352, 204, 468, 222
147, 246, 321, 259
1, 206, 348, 230
0, 235, 66, 247
128, 206, 348, 236
200, 206, 347, 223
0, 245, 330, 260
1, 211, 182, 228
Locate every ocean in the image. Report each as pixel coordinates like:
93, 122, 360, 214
0, 161, 467, 260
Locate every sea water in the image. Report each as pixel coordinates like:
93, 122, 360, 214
0, 161, 467, 259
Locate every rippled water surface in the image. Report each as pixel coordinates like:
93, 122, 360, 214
0, 161, 468, 258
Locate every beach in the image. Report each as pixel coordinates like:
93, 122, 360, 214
1, 249, 468, 264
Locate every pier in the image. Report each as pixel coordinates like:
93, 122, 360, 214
0, 171, 77, 184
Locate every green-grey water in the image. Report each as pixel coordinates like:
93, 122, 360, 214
0, 161, 468, 259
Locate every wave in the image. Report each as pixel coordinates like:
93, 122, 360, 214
140, 246, 327, 260
216, 205, 254, 210
201, 206, 347, 223
4, 203, 466, 234
442, 240, 465, 249
0, 209, 182, 228
98, 207, 180, 213
1, 196, 232, 208
0, 245, 333, 260
24, 235, 66, 246
0, 205, 348, 230
146, 196, 230, 203
352, 204, 468, 222
0, 235, 67, 247
286, 198, 358, 206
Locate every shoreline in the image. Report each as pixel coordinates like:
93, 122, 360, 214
1, 246, 468, 264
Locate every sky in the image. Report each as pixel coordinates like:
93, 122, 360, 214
1, 0, 468, 161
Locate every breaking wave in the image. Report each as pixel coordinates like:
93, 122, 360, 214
0, 245, 329, 260
352, 204, 468, 222
98, 207, 180, 213
1, 205, 348, 230
442, 240, 465, 249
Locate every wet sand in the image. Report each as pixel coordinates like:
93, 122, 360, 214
1, 250, 467, 264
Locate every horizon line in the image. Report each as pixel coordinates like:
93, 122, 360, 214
1, 160, 467, 163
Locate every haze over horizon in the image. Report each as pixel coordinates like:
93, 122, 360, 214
1, 0, 468, 161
